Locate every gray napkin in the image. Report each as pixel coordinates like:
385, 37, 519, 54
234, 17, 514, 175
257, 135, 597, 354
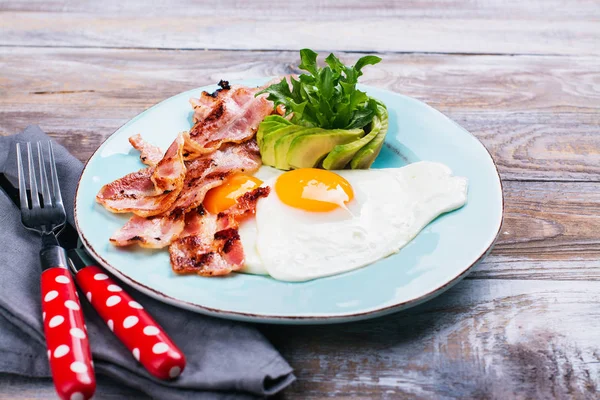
0, 126, 295, 399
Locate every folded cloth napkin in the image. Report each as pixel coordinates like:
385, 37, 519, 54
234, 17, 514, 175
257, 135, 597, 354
0, 126, 295, 399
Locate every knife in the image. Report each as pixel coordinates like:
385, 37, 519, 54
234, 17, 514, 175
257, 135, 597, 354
0, 174, 186, 380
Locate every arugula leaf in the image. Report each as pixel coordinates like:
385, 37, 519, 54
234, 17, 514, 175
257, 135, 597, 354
256, 49, 382, 130
298, 49, 319, 76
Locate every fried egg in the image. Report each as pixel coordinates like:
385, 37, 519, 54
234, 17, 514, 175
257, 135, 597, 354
235, 161, 468, 281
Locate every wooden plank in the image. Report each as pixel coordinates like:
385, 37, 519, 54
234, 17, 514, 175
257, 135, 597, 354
3, 0, 599, 19
1, 48, 598, 181
470, 181, 600, 281
2, 279, 599, 398
261, 279, 600, 399
0, 0, 599, 55
0, 374, 143, 399
472, 257, 600, 281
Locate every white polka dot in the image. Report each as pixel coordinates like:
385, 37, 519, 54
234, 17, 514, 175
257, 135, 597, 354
47, 350, 51, 359
106, 295, 121, 307
107, 284, 122, 292
64, 300, 80, 311
152, 342, 169, 355
44, 290, 58, 302
128, 301, 143, 309
49, 315, 64, 328
123, 316, 139, 329
143, 326, 160, 336
169, 366, 181, 378
70, 328, 86, 339
85, 292, 92, 302
94, 273, 108, 281
78, 374, 92, 385
55, 275, 70, 284
107, 319, 114, 331
132, 348, 140, 361
170, 351, 182, 359
42, 312, 46, 321
75, 291, 79, 298
70, 361, 88, 374
54, 344, 70, 358
70, 393, 84, 400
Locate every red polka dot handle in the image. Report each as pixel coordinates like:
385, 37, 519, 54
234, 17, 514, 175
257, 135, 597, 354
41, 267, 96, 400
74, 265, 186, 380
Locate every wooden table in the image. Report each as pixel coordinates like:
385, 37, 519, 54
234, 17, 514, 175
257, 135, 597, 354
1, 1, 599, 398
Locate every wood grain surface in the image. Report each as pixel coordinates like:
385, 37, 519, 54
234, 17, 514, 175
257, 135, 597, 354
264, 279, 600, 399
1, 0, 599, 399
1, 1, 599, 55
1, 48, 598, 181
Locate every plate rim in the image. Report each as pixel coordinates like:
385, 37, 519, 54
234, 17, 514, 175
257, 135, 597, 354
74, 82, 504, 324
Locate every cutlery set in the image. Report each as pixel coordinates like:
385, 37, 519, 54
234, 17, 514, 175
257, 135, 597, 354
4, 142, 186, 400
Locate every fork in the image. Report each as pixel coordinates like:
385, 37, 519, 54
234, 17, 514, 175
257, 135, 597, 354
17, 142, 96, 400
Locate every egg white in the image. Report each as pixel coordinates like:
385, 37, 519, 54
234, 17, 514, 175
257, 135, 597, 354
238, 162, 468, 281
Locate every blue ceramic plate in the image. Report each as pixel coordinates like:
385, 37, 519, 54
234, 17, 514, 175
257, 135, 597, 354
75, 79, 503, 324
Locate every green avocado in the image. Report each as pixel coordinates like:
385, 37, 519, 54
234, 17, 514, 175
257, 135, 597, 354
349, 104, 389, 169
256, 116, 291, 147
321, 114, 384, 170
274, 128, 324, 170
287, 128, 364, 169
261, 125, 306, 167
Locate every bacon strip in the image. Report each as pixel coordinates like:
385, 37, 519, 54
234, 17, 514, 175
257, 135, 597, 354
129, 134, 164, 166
170, 140, 261, 214
151, 134, 186, 192
189, 80, 231, 123
110, 213, 185, 248
101, 82, 271, 273
107, 140, 261, 248
96, 133, 186, 217
169, 187, 270, 276
183, 82, 273, 158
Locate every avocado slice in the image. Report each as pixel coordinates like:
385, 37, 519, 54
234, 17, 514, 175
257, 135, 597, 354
274, 128, 323, 170
349, 104, 389, 169
261, 125, 306, 167
287, 128, 364, 169
321, 115, 384, 170
263, 115, 292, 125
256, 116, 291, 147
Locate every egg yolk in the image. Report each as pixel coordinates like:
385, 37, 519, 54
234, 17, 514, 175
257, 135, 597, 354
275, 168, 354, 212
203, 173, 263, 214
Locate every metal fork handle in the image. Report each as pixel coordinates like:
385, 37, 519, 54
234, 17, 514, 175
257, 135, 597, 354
40, 233, 68, 271
40, 245, 69, 271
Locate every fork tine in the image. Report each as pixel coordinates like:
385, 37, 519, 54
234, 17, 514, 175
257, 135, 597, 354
16, 143, 29, 210
37, 142, 52, 208
48, 142, 64, 208
26, 142, 40, 209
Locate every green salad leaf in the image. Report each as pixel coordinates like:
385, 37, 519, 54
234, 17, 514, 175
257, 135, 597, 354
256, 49, 381, 130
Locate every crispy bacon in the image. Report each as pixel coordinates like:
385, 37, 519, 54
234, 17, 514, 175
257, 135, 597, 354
95, 167, 177, 216
169, 187, 270, 276
96, 134, 186, 217
106, 140, 261, 249
170, 140, 261, 214
129, 134, 164, 166
109, 213, 185, 248
183, 82, 273, 158
169, 210, 231, 275
151, 134, 186, 192
189, 80, 231, 123
101, 81, 272, 276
